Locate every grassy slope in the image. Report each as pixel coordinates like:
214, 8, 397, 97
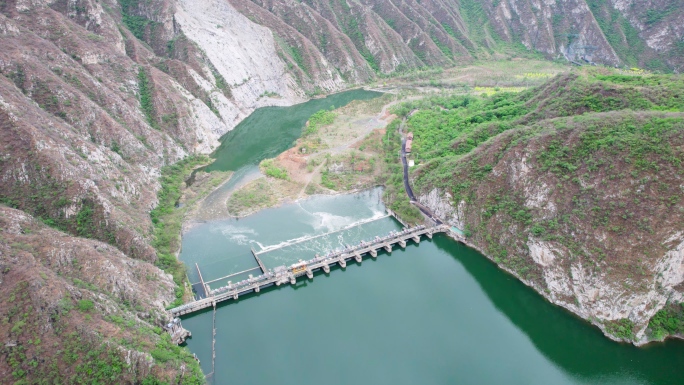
396, 68, 684, 342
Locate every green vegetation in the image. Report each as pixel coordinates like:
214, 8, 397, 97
397, 72, 684, 167
76, 202, 95, 238
77, 299, 94, 312
137, 68, 158, 129
208, 61, 232, 99
7, 64, 26, 93
227, 179, 276, 216
337, 0, 379, 72
304, 109, 336, 136
150, 155, 211, 307
645, 3, 678, 25
397, 91, 528, 160
535, 116, 683, 174
2, 282, 205, 384
458, 0, 489, 53
604, 318, 636, 340
260, 158, 289, 180
119, 0, 159, 41
290, 44, 307, 75
457, 0, 541, 58
647, 303, 684, 340
586, 0, 645, 68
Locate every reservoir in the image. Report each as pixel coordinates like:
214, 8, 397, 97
179, 91, 684, 384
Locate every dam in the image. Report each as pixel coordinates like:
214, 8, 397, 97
171, 223, 456, 317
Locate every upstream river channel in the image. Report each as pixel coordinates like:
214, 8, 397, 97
179, 90, 684, 384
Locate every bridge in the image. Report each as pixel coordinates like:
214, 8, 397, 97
169, 224, 453, 317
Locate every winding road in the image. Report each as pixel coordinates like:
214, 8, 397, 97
398, 118, 443, 225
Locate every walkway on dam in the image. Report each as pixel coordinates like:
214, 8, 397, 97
169, 224, 455, 317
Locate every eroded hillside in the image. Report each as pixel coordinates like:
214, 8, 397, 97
226, 0, 684, 73
0, 206, 204, 383
399, 71, 684, 344
0, 0, 312, 381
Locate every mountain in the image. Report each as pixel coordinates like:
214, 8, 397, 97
221, 0, 684, 73
0, 0, 682, 382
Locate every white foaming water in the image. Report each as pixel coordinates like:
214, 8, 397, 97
215, 224, 259, 245
295, 201, 316, 217
309, 206, 387, 232
310, 212, 356, 232
257, 214, 391, 254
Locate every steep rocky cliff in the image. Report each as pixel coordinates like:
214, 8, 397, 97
0, 0, 310, 381
404, 71, 684, 344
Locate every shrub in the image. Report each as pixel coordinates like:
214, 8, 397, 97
604, 318, 635, 340
304, 109, 336, 135
77, 299, 94, 312
260, 159, 289, 180
150, 155, 210, 307
648, 303, 684, 339
137, 68, 157, 129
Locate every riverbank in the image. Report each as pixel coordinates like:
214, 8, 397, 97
219, 94, 398, 217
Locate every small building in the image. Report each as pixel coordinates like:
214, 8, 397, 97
405, 132, 414, 154
274, 265, 288, 276
164, 317, 191, 345
290, 260, 308, 275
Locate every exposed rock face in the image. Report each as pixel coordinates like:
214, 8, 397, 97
175, 0, 306, 111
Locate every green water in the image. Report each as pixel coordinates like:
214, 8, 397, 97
179, 92, 684, 384
204, 89, 381, 173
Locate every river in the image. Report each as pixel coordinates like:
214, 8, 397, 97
178, 90, 684, 385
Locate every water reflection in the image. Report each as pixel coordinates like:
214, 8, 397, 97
439, 237, 684, 384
